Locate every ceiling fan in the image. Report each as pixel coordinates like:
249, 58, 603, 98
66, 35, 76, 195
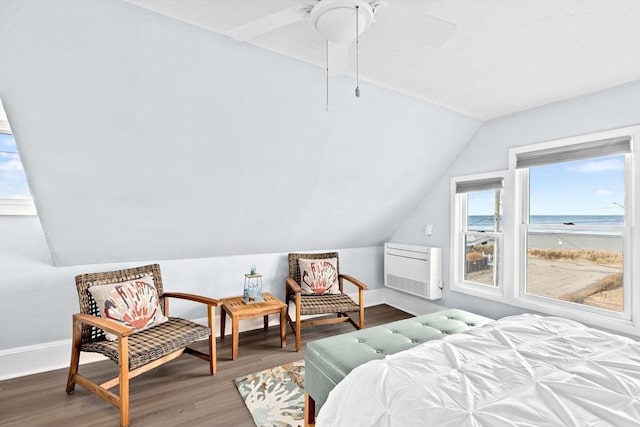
226, 0, 457, 77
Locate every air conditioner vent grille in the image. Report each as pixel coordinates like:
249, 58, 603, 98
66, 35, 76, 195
386, 274, 429, 296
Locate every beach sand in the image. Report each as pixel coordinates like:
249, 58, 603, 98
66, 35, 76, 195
526, 258, 620, 298
528, 233, 622, 252
583, 287, 623, 312
466, 257, 623, 312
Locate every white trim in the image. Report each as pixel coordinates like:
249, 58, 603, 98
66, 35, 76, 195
0, 119, 11, 134
0, 199, 37, 216
448, 125, 640, 337
509, 124, 639, 335
508, 125, 640, 168
1, 288, 434, 380
507, 293, 637, 335
450, 170, 507, 298
0, 340, 109, 381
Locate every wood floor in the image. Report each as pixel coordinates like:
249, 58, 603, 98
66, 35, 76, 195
0, 304, 411, 427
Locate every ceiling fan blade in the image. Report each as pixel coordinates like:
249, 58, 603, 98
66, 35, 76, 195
227, 5, 312, 41
380, 3, 457, 47
327, 42, 350, 77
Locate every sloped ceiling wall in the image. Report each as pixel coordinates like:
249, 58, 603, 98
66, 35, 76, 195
0, 0, 481, 266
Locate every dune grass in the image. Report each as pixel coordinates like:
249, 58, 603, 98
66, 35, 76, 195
559, 272, 623, 305
527, 248, 623, 266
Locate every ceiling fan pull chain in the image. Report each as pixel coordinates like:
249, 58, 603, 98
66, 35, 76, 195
326, 40, 330, 111
355, 4, 360, 98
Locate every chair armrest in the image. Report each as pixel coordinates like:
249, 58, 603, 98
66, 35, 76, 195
73, 313, 134, 337
339, 274, 368, 290
163, 292, 220, 307
286, 277, 302, 293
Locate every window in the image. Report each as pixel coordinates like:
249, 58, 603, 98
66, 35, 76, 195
451, 173, 505, 298
0, 100, 36, 215
451, 125, 639, 335
514, 134, 631, 320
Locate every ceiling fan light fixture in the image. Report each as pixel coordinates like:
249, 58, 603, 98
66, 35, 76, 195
310, 0, 374, 43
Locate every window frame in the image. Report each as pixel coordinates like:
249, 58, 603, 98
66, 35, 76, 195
509, 126, 637, 334
450, 171, 508, 301
450, 125, 639, 336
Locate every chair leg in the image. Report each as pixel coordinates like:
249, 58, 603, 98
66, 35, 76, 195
295, 293, 302, 352
207, 304, 216, 375
286, 310, 297, 338
118, 337, 130, 427
286, 311, 302, 352
66, 318, 82, 393
359, 288, 365, 329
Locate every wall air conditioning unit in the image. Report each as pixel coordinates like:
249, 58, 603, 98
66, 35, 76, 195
384, 242, 443, 300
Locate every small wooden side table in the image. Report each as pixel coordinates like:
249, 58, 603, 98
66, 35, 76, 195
220, 292, 287, 361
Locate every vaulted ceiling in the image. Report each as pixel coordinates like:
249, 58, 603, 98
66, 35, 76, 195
0, 0, 480, 266
127, 0, 640, 119
0, 0, 637, 266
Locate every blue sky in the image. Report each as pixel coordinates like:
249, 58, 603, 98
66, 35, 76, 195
529, 154, 625, 216
0, 133, 32, 199
469, 154, 625, 216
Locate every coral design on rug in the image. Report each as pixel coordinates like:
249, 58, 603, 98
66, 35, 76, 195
234, 360, 305, 427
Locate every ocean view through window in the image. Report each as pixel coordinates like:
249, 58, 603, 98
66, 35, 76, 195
464, 189, 502, 287
468, 214, 624, 231
452, 126, 638, 335
470, 214, 624, 311
451, 173, 505, 297
513, 134, 632, 321
522, 153, 626, 314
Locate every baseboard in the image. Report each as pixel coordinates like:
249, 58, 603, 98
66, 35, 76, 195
0, 288, 442, 380
0, 340, 109, 381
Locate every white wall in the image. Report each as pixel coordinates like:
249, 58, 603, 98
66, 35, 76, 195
391, 80, 640, 326
0, 214, 394, 378
0, 0, 474, 379
0, 216, 385, 351
0, 0, 481, 267
0, 214, 448, 380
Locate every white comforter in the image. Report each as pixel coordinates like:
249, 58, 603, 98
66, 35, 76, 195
316, 314, 640, 427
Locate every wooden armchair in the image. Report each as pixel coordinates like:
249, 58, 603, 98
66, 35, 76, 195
65, 264, 219, 427
286, 252, 368, 351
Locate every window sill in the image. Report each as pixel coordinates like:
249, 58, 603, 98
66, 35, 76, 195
509, 294, 637, 336
0, 199, 37, 216
451, 281, 504, 301
453, 284, 638, 336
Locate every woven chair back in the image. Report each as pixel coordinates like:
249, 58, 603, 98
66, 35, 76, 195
74, 263, 165, 344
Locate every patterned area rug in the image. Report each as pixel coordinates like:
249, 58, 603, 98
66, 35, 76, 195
234, 360, 305, 427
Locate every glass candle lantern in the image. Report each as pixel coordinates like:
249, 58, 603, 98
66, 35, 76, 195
243, 272, 264, 303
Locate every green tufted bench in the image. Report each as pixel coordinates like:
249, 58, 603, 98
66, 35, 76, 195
303, 308, 494, 425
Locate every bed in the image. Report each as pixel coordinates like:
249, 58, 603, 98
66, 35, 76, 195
315, 313, 640, 427
304, 309, 493, 425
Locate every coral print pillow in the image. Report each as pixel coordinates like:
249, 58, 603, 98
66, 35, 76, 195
299, 258, 340, 295
88, 275, 168, 341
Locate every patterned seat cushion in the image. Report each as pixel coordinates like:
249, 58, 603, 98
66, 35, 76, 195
82, 317, 211, 370
293, 293, 360, 315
